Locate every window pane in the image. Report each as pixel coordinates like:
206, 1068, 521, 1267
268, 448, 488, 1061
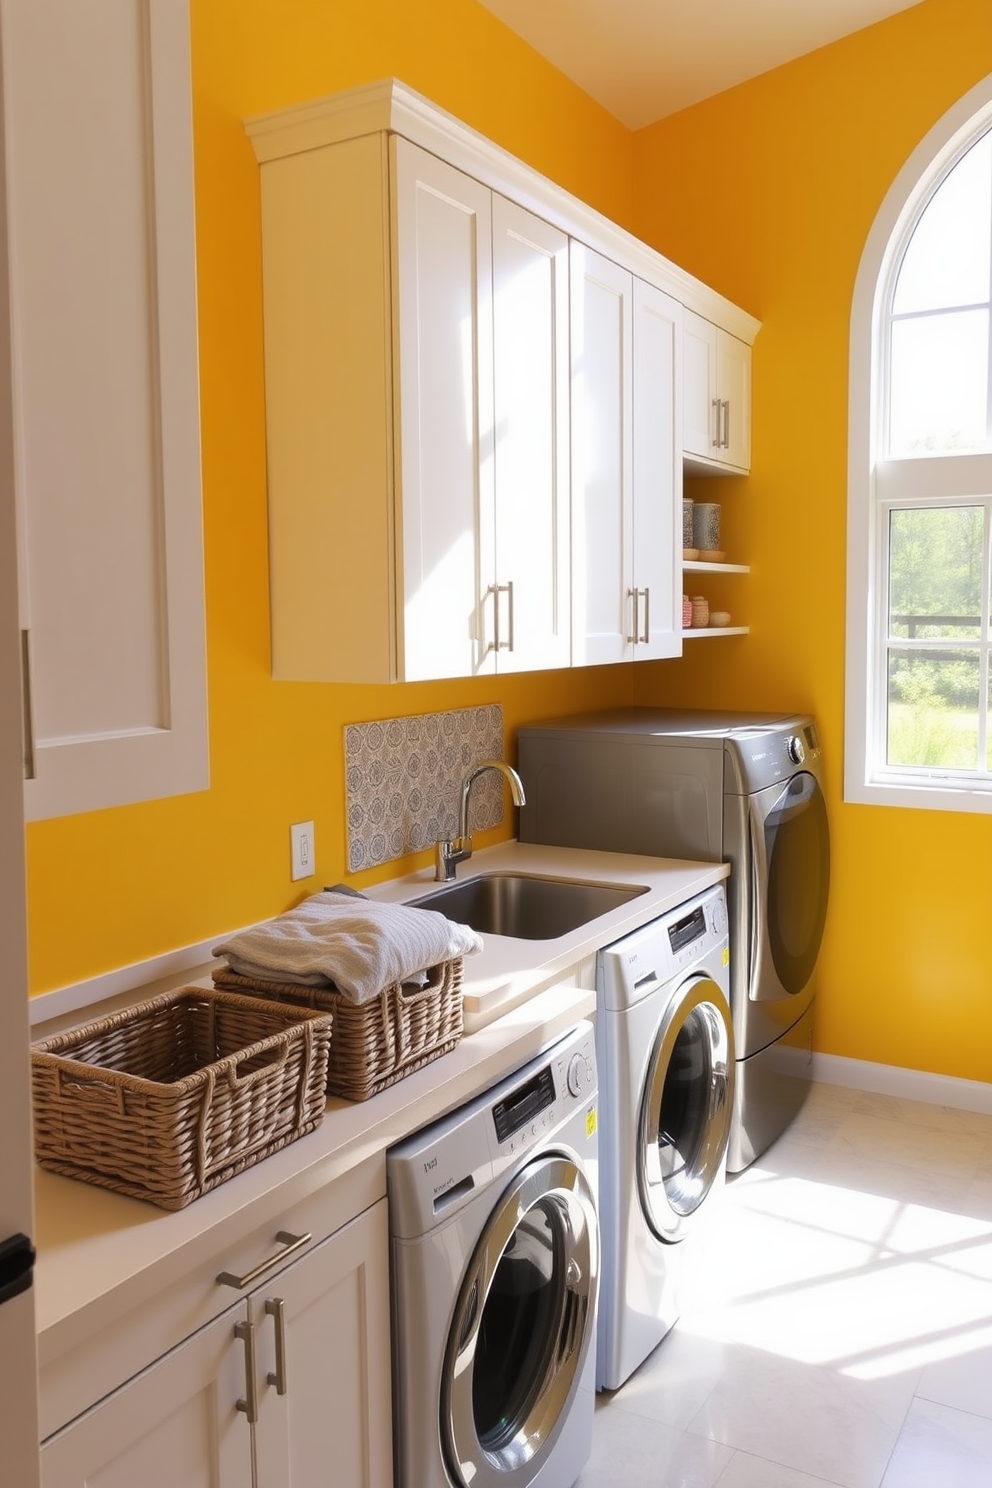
888, 506, 983, 638
889, 309, 989, 455
886, 651, 980, 768
893, 131, 992, 315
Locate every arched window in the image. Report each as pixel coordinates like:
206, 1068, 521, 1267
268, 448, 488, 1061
846, 75, 992, 812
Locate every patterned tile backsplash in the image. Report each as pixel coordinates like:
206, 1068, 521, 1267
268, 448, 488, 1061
344, 704, 506, 872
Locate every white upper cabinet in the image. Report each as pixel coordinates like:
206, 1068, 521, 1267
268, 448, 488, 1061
683, 308, 752, 473
7, 0, 208, 821
247, 79, 759, 681
570, 245, 633, 667
570, 245, 682, 666
490, 197, 571, 674
631, 277, 682, 659
251, 123, 570, 683
393, 141, 494, 680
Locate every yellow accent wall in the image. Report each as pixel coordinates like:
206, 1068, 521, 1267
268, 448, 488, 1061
24, 0, 636, 996
23, 0, 992, 1090
630, 0, 992, 1081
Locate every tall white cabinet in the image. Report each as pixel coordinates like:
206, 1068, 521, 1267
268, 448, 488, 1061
7, 0, 208, 821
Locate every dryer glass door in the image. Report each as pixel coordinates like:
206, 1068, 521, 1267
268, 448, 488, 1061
748, 770, 830, 1001
442, 1153, 597, 1488
639, 974, 734, 1243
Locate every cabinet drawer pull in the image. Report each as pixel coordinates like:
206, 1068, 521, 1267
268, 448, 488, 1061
722, 399, 731, 449
234, 1319, 258, 1424
711, 397, 722, 447
217, 1230, 312, 1290
265, 1297, 288, 1395
640, 587, 650, 645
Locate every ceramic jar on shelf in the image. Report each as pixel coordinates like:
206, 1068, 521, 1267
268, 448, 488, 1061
692, 502, 721, 552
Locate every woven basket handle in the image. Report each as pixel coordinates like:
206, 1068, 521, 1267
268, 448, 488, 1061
224, 1040, 289, 1091
57, 1067, 127, 1117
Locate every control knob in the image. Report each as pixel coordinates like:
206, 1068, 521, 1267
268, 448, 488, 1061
566, 1053, 588, 1098
786, 734, 806, 765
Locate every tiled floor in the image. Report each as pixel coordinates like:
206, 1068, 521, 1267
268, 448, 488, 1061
579, 1082, 992, 1488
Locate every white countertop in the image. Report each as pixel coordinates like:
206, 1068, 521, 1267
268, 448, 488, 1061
360, 839, 730, 1030
33, 841, 727, 1388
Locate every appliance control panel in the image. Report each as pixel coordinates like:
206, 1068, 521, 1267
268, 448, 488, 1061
598, 883, 730, 1010
490, 1022, 596, 1161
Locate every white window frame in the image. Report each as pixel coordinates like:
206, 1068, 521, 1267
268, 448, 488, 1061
846, 71, 992, 812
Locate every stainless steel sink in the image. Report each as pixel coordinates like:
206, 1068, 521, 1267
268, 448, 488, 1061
409, 872, 649, 940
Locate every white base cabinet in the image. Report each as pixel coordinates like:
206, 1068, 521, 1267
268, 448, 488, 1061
683, 308, 752, 474
40, 1200, 392, 1488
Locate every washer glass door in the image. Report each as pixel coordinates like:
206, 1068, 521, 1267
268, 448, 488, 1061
442, 1153, 598, 1488
639, 973, 734, 1243
748, 770, 830, 1001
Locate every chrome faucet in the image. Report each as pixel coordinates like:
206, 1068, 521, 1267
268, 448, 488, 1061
434, 759, 526, 882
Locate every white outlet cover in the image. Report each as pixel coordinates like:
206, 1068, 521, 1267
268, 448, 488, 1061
290, 821, 314, 881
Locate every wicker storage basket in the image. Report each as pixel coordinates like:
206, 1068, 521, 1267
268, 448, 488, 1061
31, 986, 333, 1210
212, 957, 463, 1102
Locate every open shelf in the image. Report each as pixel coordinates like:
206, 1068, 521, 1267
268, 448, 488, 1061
682, 626, 749, 639
682, 560, 750, 574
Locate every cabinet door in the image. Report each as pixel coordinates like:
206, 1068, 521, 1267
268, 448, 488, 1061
718, 329, 751, 471
631, 279, 682, 659
490, 196, 571, 673
393, 137, 494, 682
251, 1199, 392, 1488
682, 309, 751, 473
682, 308, 720, 463
570, 243, 633, 666
40, 1306, 251, 1488
8, 0, 207, 821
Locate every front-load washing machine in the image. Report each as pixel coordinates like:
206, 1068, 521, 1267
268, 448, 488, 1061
388, 1021, 600, 1488
596, 882, 734, 1392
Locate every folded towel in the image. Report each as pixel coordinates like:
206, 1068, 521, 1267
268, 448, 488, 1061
212, 891, 482, 1005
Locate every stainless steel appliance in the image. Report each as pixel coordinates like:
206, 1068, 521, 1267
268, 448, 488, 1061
517, 709, 830, 1172
387, 1021, 600, 1488
596, 883, 734, 1391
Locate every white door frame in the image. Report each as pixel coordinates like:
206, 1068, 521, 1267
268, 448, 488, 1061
0, 0, 42, 1478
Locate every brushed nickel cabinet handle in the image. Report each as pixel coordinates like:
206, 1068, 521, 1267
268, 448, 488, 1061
217, 1230, 311, 1290
265, 1297, 288, 1395
711, 397, 722, 447
234, 1319, 258, 1423
626, 588, 638, 644
640, 587, 650, 645
722, 399, 731, 449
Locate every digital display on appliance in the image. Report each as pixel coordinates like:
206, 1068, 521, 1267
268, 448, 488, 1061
493, 1065, 556, 1142
804, 722, 820, 751
668, 905, 707, 953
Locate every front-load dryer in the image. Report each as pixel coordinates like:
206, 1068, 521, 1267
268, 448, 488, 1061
388, 1021, 600, 1488
596, 883, 734, 1392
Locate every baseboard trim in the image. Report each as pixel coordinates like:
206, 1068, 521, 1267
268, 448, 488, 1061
812, 1052, 992, 1115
